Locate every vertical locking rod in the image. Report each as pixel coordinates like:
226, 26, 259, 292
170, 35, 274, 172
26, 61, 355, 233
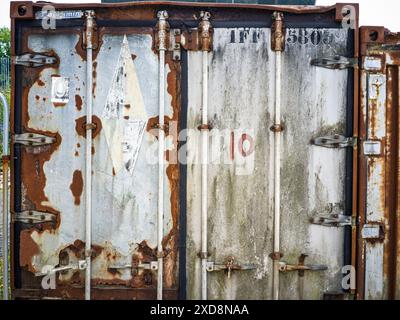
156, 10, 169, 301
198, 11, 212, 301
84, 10, 95, 301
271, 11, 285, 301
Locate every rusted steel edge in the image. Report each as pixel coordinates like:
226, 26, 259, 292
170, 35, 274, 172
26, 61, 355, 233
351, 8, 359, 299
12, 287, 179, 300
9, 17, 16, 297
10, 1, 345, 19
356, 27, 400, 300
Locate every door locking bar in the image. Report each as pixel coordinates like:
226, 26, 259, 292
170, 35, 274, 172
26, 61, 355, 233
206, 256, 256, 279
35, 260, 87, 277
279, 254, 327, 276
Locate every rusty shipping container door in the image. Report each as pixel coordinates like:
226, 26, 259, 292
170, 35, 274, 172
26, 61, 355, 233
358, 27, 400, 300
9, 2, 363, 300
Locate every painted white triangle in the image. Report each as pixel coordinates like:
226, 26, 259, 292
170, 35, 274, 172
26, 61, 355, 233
102, 35, 148, 175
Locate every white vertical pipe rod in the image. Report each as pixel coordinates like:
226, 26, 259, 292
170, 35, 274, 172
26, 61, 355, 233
84, 10, 94, 301
199, 10, 211, 301
1, 92, 9, 300
156, 10, 168, 301
272, 50, 282, 301
201, 49, 208, 301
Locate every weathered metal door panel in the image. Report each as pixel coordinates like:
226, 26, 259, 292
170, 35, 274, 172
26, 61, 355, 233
279, 27, 350, 299
359, 28, 400, 300
186, 25, 354, 299
12, 25, 180, 299
187, 27, 275, 299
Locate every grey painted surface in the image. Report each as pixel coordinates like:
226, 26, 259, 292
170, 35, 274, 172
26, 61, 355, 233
25, 33, 174, 282
186, 27, 349, 299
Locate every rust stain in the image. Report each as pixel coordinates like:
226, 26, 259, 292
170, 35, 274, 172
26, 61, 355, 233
53, 102, 67, 108
74, 151, 79, 157
112, 167, 116, 176
75, 94, 83, 111
92, 146, 95, 155
69, 170, 83, 206
124, 116, 129, 120
35, 95, 40, 101
37, 79, 45, 87
21, 130, 62, 215
19, 230, 40, 273
75, 115, 102, 139
92, 61, 97, 98
77, 143, 81, 148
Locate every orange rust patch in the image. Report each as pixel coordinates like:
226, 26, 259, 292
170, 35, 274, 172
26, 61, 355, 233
74, 151, 79, 157
35, 95, 40, 101
21, 131, 61, 214
77, 143, 81, 148
75, 115, 102, 139
75, 94, 83, 111
37, 79, 45, 86
53, 102, 67, 108
70, 170, 83, 206
19, 230, 40, 273
92, 61, 97, 98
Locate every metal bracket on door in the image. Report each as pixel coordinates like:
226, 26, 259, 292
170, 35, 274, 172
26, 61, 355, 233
279, 254, 327, 276
13, 210, 56, 224
170, 29, 181, 61
206, 256, 256, 279
310, 213, 354, 227
108, 260, 158, 276
361, 223, 385, 240
12, 53, 58, 67
311, 134, 357, 148
310, 55, 358, 69
13, 132, 56, 147
35, 260, 87, 277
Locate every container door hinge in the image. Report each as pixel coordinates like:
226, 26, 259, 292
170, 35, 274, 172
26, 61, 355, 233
12, 53, 57, 67
311, 135, 357, 148
13, 210, 56, 224
279, 254, 327, 276
206, 256, 256, 279
169, 29, 182, 61
310, 214, 355, 227
13, 132, 57, 147
35, 260, 87, 277
310, 55, 358, 69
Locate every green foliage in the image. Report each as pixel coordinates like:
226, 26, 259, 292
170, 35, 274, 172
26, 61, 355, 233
0, 28, 11, 58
